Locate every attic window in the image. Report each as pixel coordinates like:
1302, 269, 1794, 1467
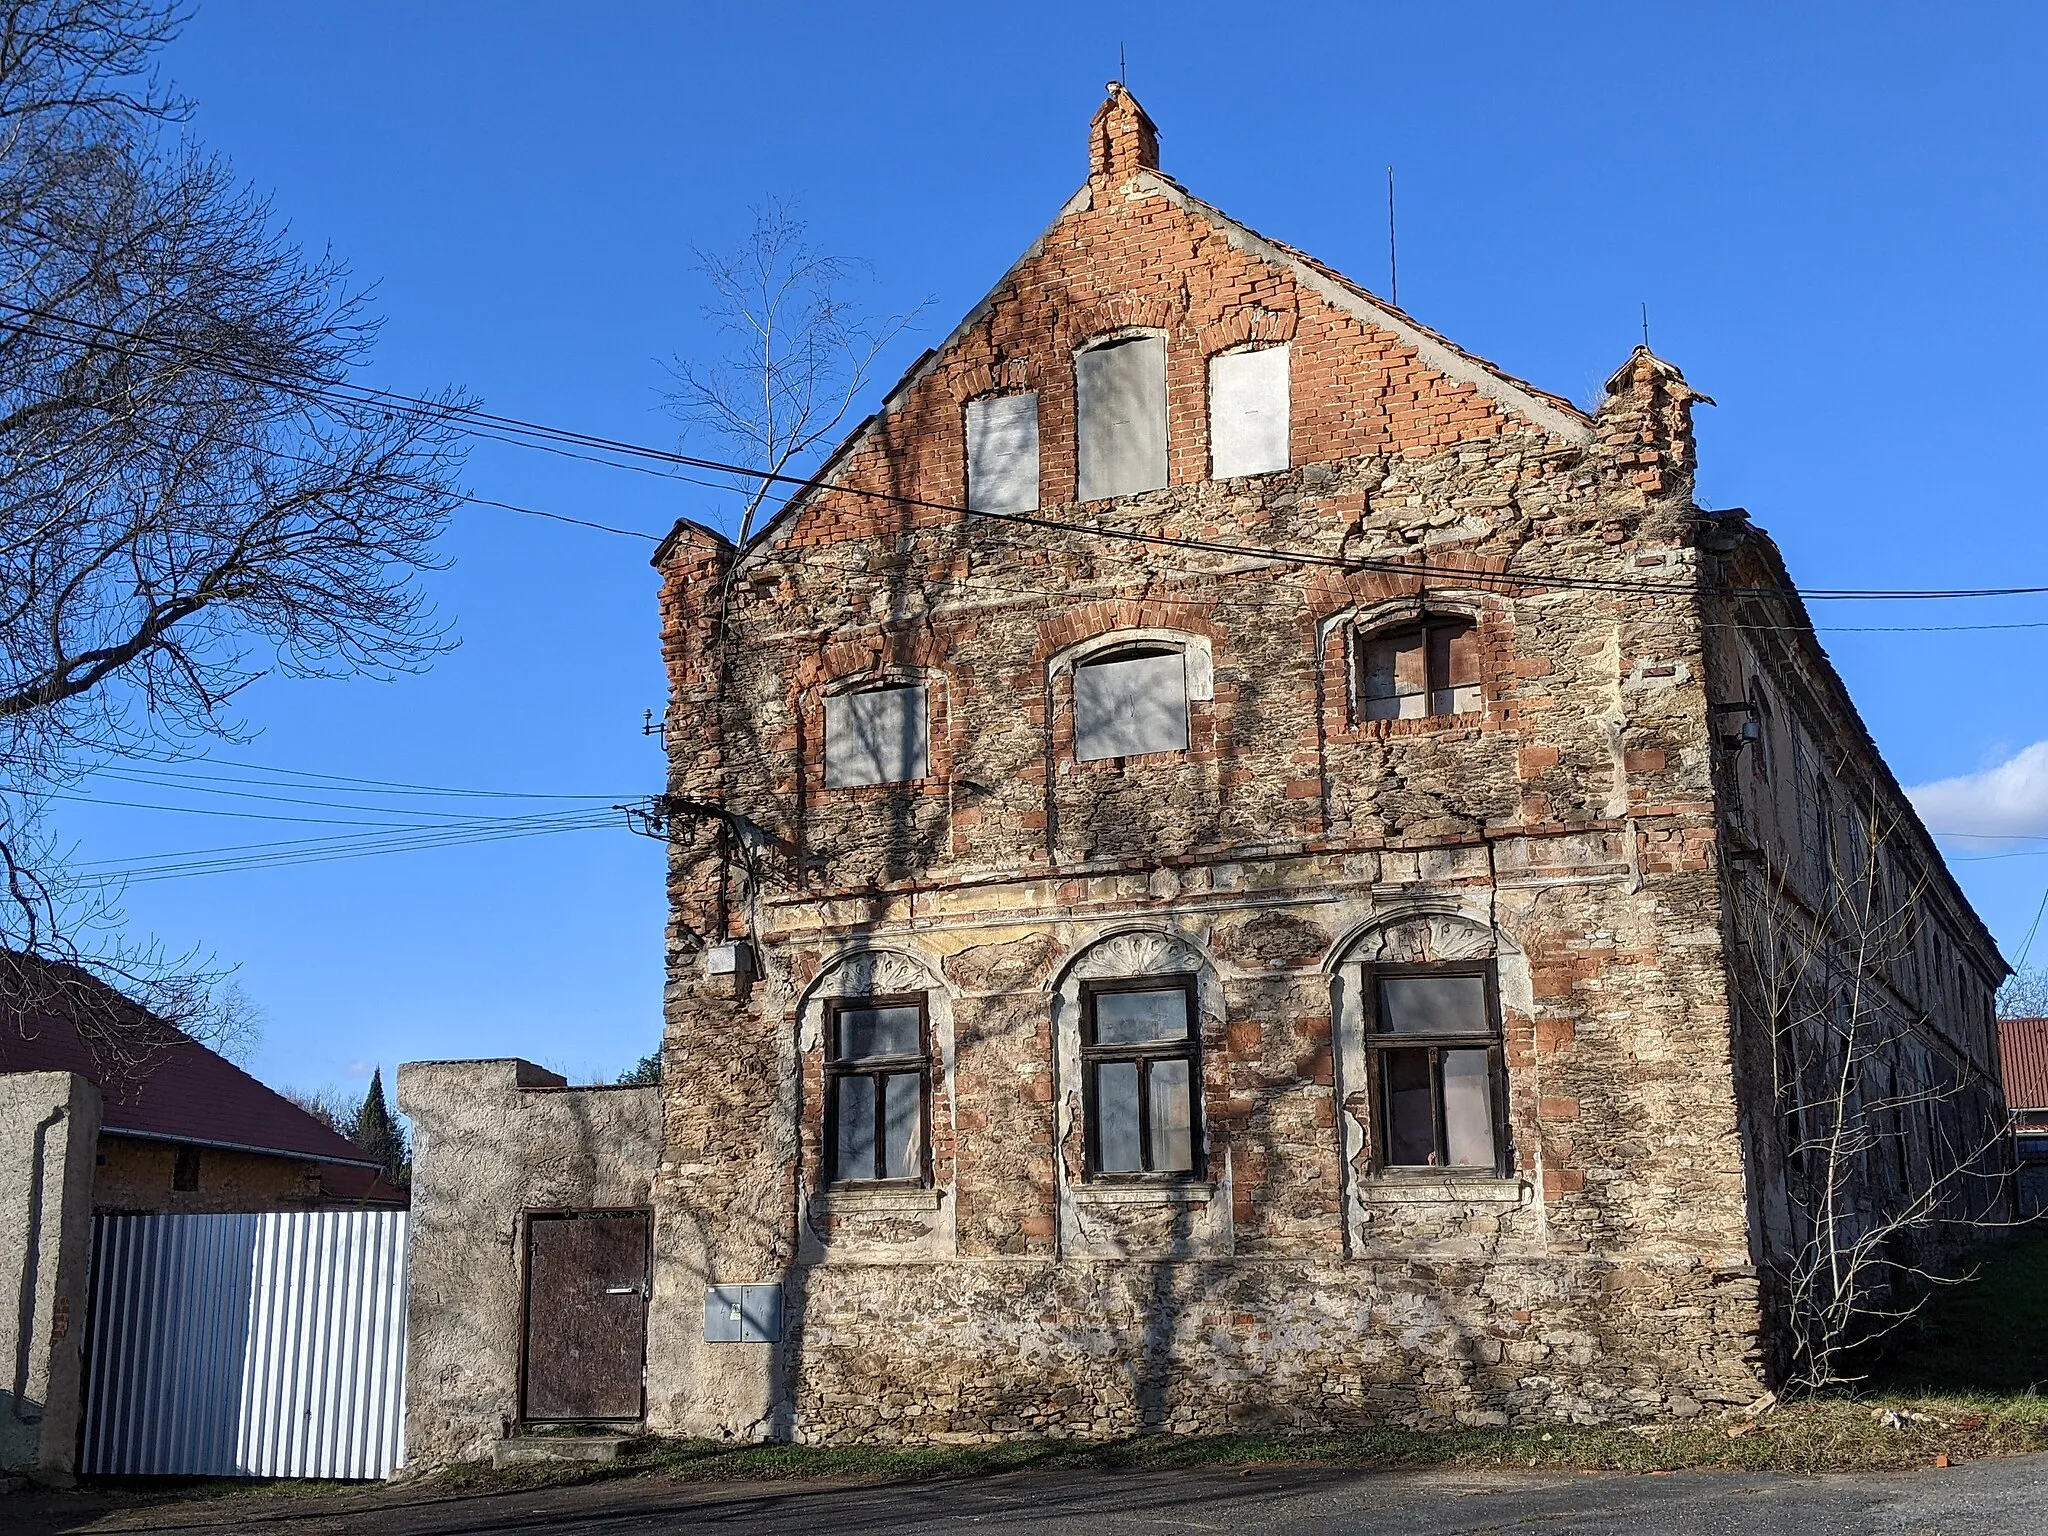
1357, 617, 1481, 722
1074, 646, 1189, 761
1208, 346, 1289, 478
824, 684, 929, 787
966, 393, 1039, 513
1075, 335, 1167, 501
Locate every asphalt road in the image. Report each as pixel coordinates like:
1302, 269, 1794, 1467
17, 1454, 2048, 1536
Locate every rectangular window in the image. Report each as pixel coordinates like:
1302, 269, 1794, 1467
173, 1144, 201, 1192
823, 684, 929, 787
1358, 619, 1480, 721
825, 995, 929, 1184
1368, 963, 1505, 1173
1208, 345, 1289, 478
1073, 648, 1188, 761
966, 393, 1040, 513
1076, 335, 1167, 501
1083, 978, 1201, 1178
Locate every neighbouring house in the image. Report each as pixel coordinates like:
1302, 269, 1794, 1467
2, 956, 402, 1479
0, 958, 405, 1214
402, 85, 2010, 1463
1999, 1017, 2048, 1214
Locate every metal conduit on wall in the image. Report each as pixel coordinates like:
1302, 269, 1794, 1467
79, 1210, 409, 1479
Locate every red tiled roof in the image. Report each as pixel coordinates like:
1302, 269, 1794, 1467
317, 1161, 408, 1207
0, 959, 378, 1169
1999, 1018, 2048, 1110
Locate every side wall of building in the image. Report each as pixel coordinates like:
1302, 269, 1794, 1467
1701, 540, 2011, 1368
0, 1070, 100, 1481
398, 1059, 661, 1466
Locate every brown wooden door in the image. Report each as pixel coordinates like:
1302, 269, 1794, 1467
521, 1211, 649, 1422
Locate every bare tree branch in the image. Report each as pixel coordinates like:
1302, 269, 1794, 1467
665, 197, 925, 545
0, 1, 468, 1058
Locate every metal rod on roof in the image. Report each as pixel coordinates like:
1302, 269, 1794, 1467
1386, 166, 1398, 309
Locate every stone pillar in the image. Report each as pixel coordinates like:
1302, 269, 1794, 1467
0, 1070, 100, 1483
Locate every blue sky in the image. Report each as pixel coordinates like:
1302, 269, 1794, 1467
45, 2, 2048, 1098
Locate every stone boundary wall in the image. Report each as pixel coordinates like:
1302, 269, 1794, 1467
398, 1059, 660, 1467
0, 1069, 99, 1482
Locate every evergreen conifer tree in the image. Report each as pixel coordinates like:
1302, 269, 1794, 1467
354, 1068, 410, 1188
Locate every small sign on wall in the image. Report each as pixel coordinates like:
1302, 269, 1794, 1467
704, 1283, 781, 1343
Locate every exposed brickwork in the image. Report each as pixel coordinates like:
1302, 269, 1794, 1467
635, 86, 2002, 1446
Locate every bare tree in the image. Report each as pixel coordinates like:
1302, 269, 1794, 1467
1998, 965, 2048, 1022
665, 198, 922, 545
1735, 788, 2013, 1391
0, 1, 467, 1055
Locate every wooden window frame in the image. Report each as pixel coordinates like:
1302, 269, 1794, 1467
1353, 615, 1482, 723
823, 992, 932, 1187
1080, 974, 1205, 1181
1365, 960, 1509, 1177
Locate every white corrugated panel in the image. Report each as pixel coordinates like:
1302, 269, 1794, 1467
81, 1210, 410, 1479
1074, 649, 1189, 761
966, 393, 1039, 512
1209, 345, 1289, 478
1076, 336, 1167, 501
824, 685, 929, 787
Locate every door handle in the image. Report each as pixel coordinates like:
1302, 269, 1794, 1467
604, 1286, 641, 1296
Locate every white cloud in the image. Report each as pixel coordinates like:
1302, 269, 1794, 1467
1907, 741, 2048, 840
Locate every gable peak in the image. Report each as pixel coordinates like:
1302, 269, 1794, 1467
1089, 82, 1159, 180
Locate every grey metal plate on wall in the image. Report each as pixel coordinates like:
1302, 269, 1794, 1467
704, 1283, 782, 1343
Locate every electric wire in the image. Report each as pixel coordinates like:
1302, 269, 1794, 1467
5, 297, 2048, 604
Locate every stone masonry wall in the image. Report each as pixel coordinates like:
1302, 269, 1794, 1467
648, 87, 1774, 1443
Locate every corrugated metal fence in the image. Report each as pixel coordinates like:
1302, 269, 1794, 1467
80, 1210, 410, 1479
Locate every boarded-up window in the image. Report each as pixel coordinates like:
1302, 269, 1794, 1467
1208, 345, 1289, 478
1075, 335, 1167, 501
1358, 618, 1481, 721
824, 684, 929, 787
1073, 648, 1187, 761
966, 393, 1039, 512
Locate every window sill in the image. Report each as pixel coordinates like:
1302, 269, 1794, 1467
813, 1185, 943, 1214
1359, 1176, 1528, 1205
1071, 1180, 1216, 1207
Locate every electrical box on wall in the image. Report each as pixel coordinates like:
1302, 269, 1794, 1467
703, 942, 754, 980
704, 1283, 781, 1343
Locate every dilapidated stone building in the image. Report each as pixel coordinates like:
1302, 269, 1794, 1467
402, 84, 2010, 1463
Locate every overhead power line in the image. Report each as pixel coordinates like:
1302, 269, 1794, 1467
4, 298, 2048, 605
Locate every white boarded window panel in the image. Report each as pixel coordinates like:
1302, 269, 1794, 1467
966, 393, 1039, 513
1209, 345, 1289, 478
1075, 336, 1167, 501
1074, 650, 1188, 761
824, 686, 929, 787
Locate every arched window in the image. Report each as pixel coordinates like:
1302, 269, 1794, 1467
1367, 961, 1505, 1172
1356, 615, 1480, 722
1073, 644, 1190, 761
824, 993, 931, 1185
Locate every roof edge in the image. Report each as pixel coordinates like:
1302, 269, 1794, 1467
97, 1124, 383, 1169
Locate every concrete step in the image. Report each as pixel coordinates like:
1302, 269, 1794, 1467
492, 1435, 636, 1468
